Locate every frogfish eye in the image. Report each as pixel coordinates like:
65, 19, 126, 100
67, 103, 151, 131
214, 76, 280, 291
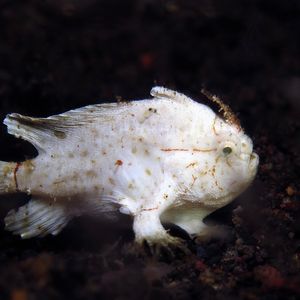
222, 146, 232, 155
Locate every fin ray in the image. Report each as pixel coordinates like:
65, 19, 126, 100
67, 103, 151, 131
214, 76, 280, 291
4, 199, 73, 238
4, 102, 129, 152
150, 86, 194, 104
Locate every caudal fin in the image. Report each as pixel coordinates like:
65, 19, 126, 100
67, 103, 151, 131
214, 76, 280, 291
0, 161, 14, 194
4, 198, 73, 238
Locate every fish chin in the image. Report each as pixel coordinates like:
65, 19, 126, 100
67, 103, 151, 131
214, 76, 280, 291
237, 152, 259, 192
226, 151, 258, 194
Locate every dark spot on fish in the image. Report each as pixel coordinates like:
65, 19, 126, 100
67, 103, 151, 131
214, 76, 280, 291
108, 178, 115, 185
54, 130, 66, 139
86, 170, 97, 178
148, 107, 157, 113
128, 183, 134, 189
132, 147, 137, 154
80, 150, 88, 157
115, 160, 123, 166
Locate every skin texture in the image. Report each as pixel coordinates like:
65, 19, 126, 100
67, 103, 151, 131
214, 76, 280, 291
0, 87, 259, 246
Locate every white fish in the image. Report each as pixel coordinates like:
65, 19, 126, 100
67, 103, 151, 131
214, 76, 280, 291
0, 87, 258, 248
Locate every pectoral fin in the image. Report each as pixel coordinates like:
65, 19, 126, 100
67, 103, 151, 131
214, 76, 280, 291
4, 198, 73, 238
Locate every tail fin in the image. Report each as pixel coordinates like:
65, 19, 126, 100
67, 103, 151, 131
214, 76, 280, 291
0, 161, 14, 194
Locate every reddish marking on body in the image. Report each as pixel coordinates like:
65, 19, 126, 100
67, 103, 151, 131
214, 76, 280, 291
161, 148, 188, 152
161, 148, 215, 153
115, 160, 123, 166
191, 175, 198, 188
13, 162, 21, 191
193, 148, 216, 152
215, 155, 221, 164
209, 164, 223, 191
186, 162, 198, 168
141, 206, 159, 212
215, 179, 223, 191
210, 165, 216, 177
226, 158, 232, 168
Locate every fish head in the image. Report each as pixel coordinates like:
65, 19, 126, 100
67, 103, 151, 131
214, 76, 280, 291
192, 90, 259, 205
211, 117, 259, 199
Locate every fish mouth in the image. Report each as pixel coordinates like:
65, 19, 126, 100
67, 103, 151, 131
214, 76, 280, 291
250, 152, 259, 164
249, 152, 259, 174
240, 151, 259, 174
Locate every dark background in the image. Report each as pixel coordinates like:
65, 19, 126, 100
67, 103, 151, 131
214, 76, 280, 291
0, 0, 299, 299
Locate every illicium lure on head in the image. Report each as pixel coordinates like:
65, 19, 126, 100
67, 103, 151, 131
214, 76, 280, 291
0, 87, 258, 250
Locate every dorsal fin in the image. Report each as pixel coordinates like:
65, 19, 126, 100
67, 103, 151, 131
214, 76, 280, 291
150, 86, 195, 105
4, 87, 194, 153
201, 89, 242, 131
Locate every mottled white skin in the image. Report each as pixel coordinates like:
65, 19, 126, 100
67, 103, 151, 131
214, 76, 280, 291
0, 87, 259, 244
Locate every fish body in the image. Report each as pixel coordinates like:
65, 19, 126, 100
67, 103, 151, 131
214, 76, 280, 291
0, 87, 259, 244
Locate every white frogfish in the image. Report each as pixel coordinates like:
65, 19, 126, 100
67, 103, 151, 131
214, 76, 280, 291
0, 87, 258, 247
